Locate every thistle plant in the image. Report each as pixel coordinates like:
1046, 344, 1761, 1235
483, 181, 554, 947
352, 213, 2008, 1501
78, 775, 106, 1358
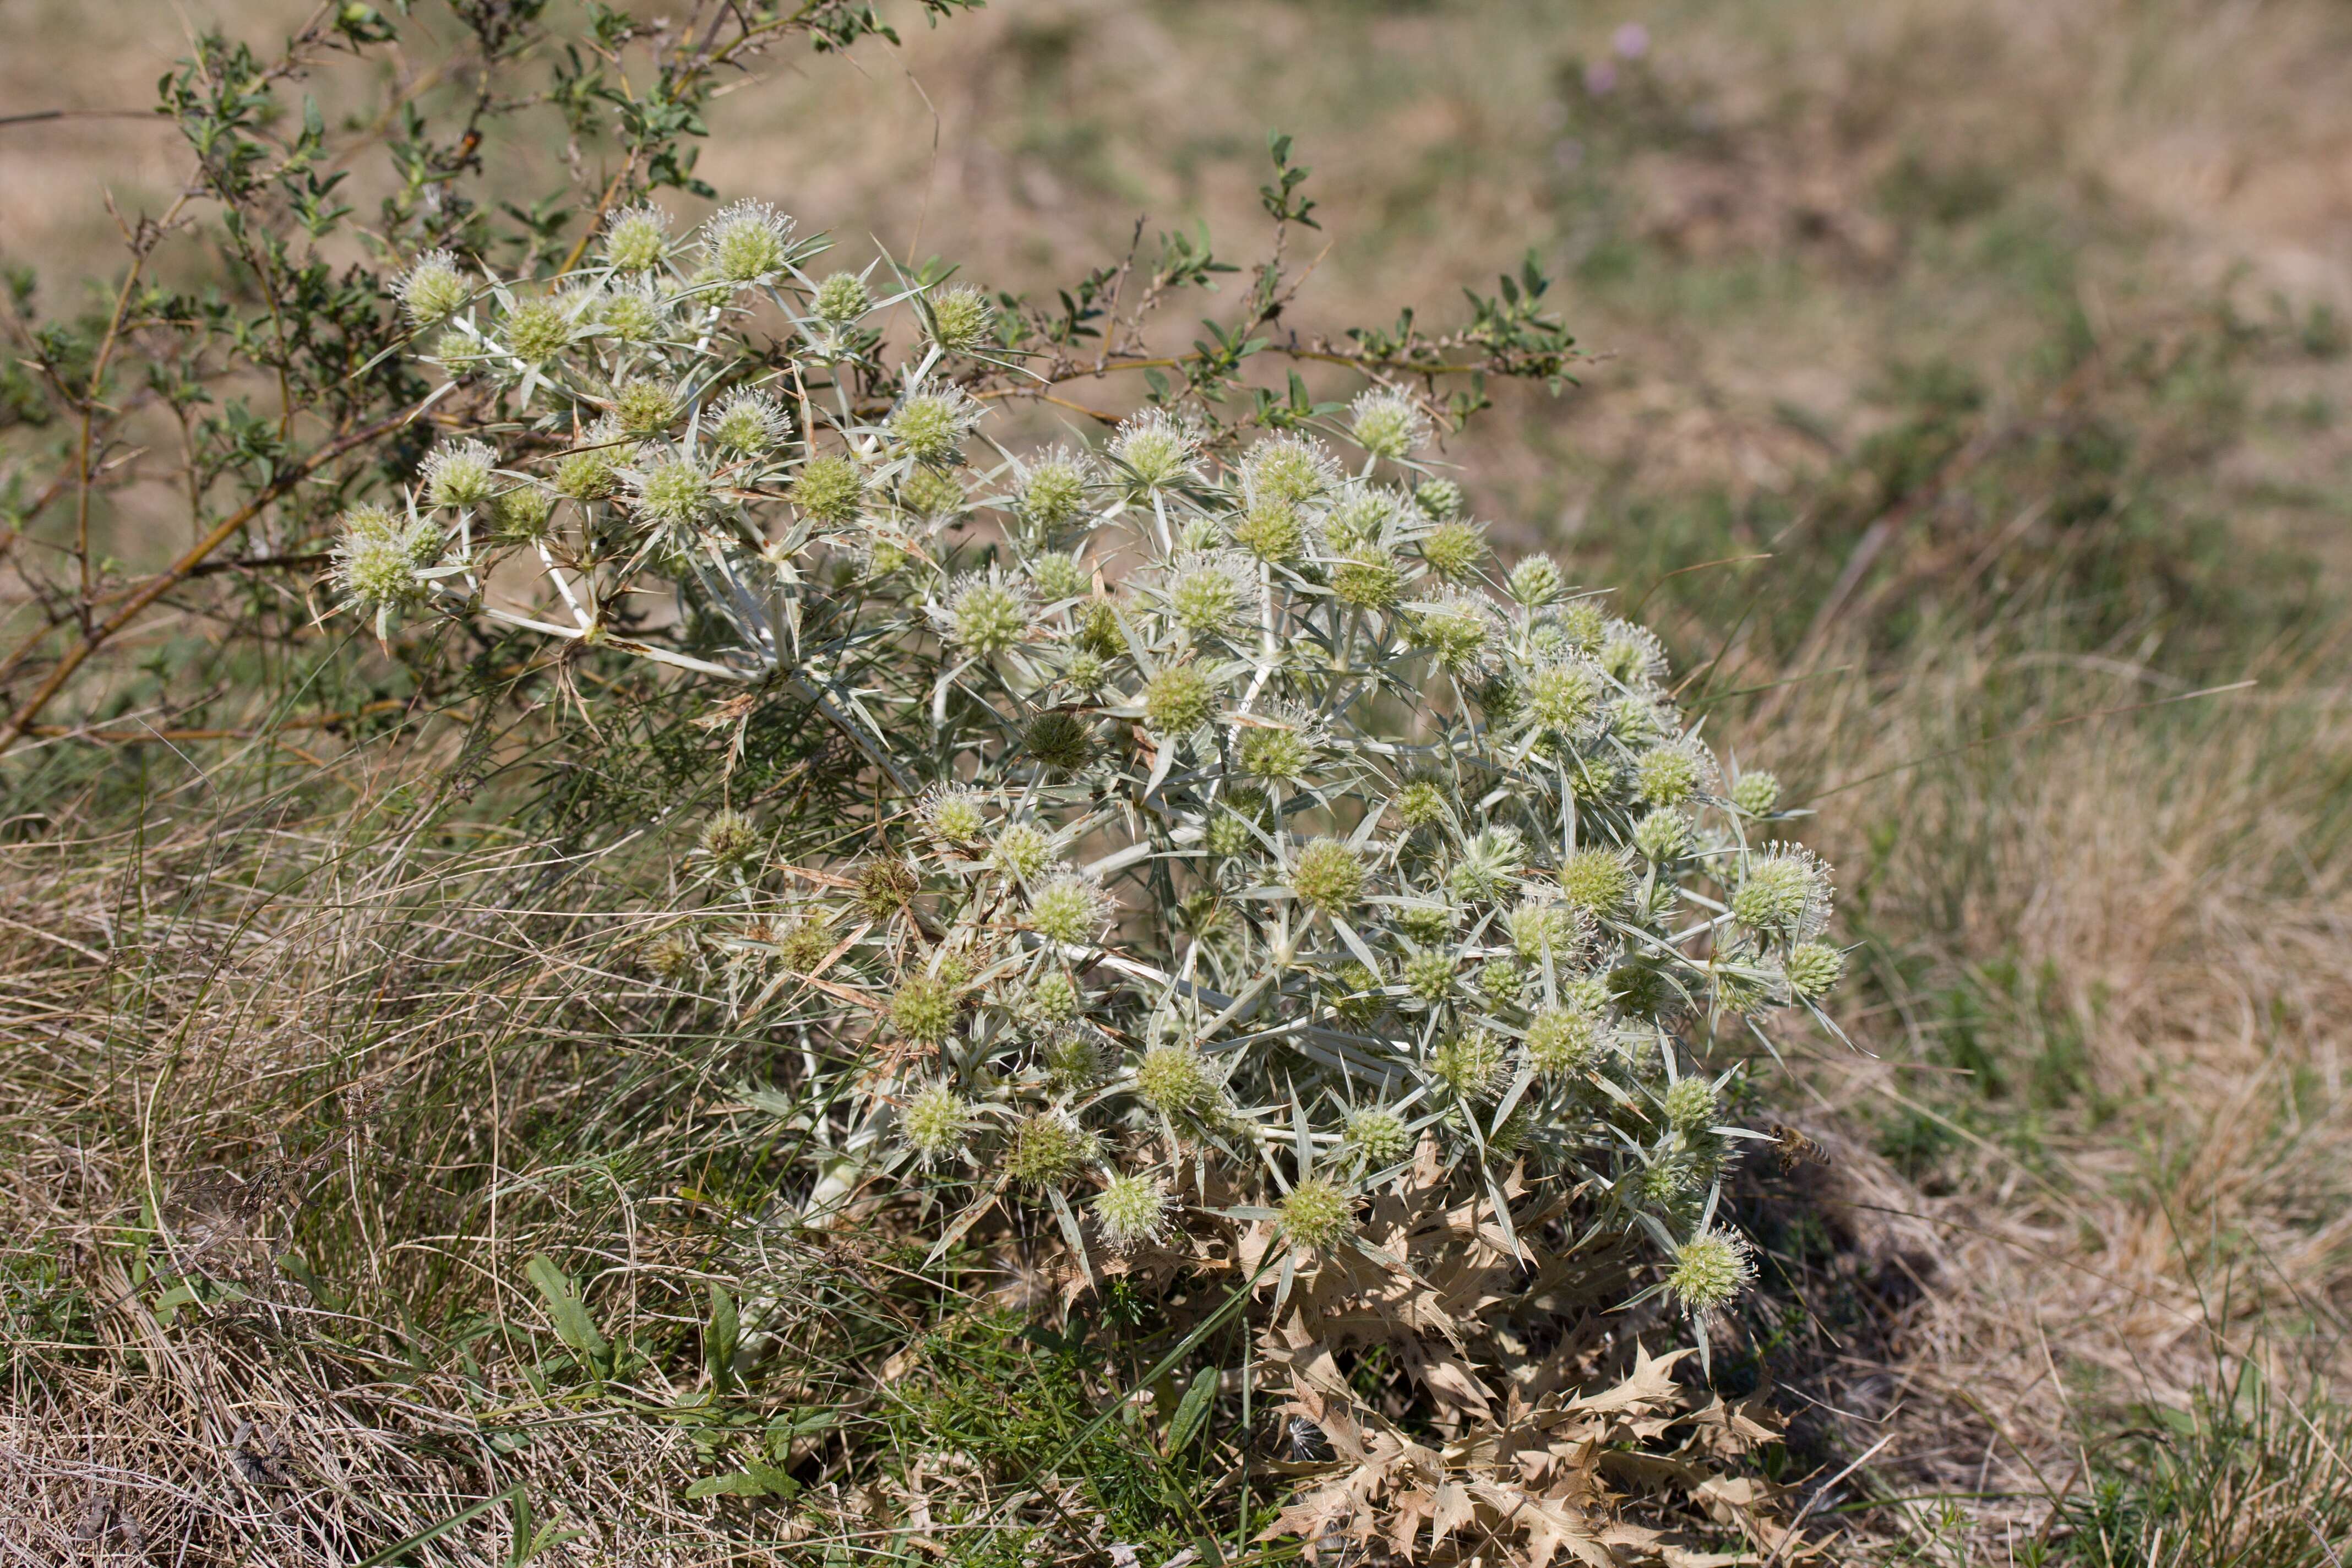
343, 189, 1847, 1372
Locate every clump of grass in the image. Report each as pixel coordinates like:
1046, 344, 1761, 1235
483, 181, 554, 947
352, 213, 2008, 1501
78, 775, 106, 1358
2047, 1363, 2352, 1567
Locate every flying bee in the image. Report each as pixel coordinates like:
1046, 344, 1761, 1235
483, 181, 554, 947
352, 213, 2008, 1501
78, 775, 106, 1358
1768, 1122, 1830, 1174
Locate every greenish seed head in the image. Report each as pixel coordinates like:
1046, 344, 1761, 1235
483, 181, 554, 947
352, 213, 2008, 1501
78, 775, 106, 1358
1663, 1075, 1718, 1136
1420, 520, 1486, 580
1395, 779, 1449, 830
631, 458, 715, 528
901, 1081, 973, 1163
1144, 665, 1217, 736
1525, 1006, 1599, 1076
813, 270, 871, 323
1348, 389, 1428, 460
1278, 1178, 1356, 1251
1135, 1043, 1218, 1117
1558, 847, 1634, 914
1403, 949, 1456, 1003
1433, 1030, 1507, 1100
613, 378, 682, 436
1667, 1228, 1755, 1317
1730, 770, 1783, 817
1414, 477, 1464, 521
602, 205, 670, 271
1508, 555, 1566, 608
697, 809, 761, 866
713, 390, 786, 454
1331, 551, 1403, 610
1634, 808, 1694, 863
1029, 552, 1088, 603
1292, 838, 1367, 917
925, 284, 996, 355
501, 298, 573, 363
1017, 458, 1089, 533
1347, 1107, 1413, 1167
1231, 498, 1308, 563
1787, 941, 1845, 999
398, 251, 471, 322
423, 440, 498, 510
1092, 1173, 1173, 1249
1005, 1111, 1098, 1191
705, 199, 792, 283
948, 578, 1032, 656
891, 974, 959, 1046
989, 823, 1058, 881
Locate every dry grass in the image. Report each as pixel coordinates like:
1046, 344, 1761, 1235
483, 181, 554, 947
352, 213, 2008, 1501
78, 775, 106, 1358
1722, 625, 2352, 1548
0, 742, 833, 1562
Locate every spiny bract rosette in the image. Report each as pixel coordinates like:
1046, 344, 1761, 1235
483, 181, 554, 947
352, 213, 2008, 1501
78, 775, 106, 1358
352, 199, 1847, 1355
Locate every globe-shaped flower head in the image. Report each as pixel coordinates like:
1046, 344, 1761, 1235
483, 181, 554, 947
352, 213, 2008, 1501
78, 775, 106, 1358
422, 440, 498, 511
602, 205, 671, 271
712, 389, 787, 455
701, 199, 794, 285
1667, 1227, 1755, 1319
890, 381, 984, 467
924, 284, 997, 355
1348, 388, 1430, 461
940, 573, 1035, 657
1110, 410, 1199, 492
395, 250, 470, 323
627, 457, 716, 530
813, 271, 871, 323
1029, 873, 1114, 945
1092, 1173, 1175, 1250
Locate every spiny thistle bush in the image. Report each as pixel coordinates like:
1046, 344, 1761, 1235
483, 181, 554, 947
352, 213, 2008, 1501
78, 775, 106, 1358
352, 189, 1842, 1290
326, 195, 1846, 1557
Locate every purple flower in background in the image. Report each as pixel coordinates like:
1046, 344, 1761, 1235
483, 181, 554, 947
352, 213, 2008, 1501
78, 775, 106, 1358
1613, 22, 1651, 60
1584, 60, 1619, 96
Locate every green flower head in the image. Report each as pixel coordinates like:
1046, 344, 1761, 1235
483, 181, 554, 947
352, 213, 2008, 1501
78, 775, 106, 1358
1730, 770, 1783, 818
1016, 448, 1091, 534
941, 573, 1035, 657
1348, 388, 1429, 460
1241, 434, 1338, 507
1787, 941, 1845, 1000
713, 388, 788, 454
500, 297, 574, 364
891, 973, 959, 1046
813, 270, 871, 323
422, 439, 498, 511
1346, 1107, 1413, 1167
1110, 410, 1198, 492
1292, 837, 1367, 917
1667, 1227, 1755, 1318
1005, 1110, 1099, 1191
891, 382, 983, 466
1029, 873, 1113, 945
901, 1081, 974, 1164
602, 204, 671, 271
628, 457, 715, 529
1143, 664, 1218, 736
703, 199, 794, 284
1135, 1043, 1219, 1118
1279, 1177, 1356, 1251
395, 249, 470, 322
791, 454, 867, 526
1092, 1173, 1174, 1249
1419, 519, 1486, 581
925, 284, 997, 355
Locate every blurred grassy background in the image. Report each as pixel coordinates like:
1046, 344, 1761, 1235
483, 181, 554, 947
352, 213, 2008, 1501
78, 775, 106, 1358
7, 0, 2352, 1556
